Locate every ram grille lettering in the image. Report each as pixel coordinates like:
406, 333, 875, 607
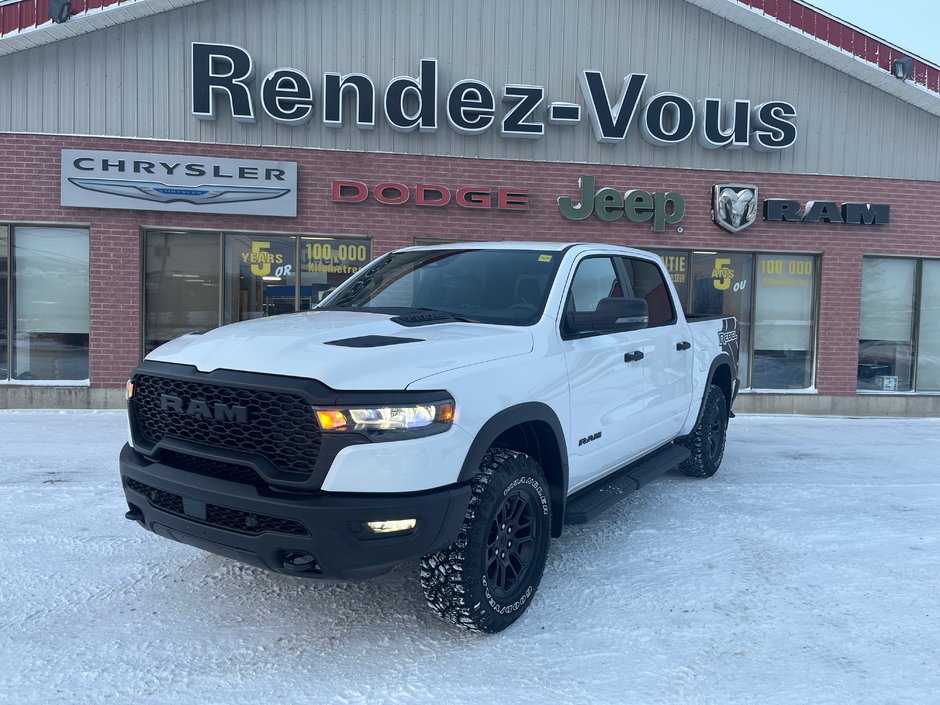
159, 394, 249, 423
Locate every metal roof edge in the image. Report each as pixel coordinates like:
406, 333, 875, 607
0, 0, 210, 56
685, 0, 940, 118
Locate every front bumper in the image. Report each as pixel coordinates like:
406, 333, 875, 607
120, 444, 471, 580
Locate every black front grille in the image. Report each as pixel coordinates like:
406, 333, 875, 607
132, 374, 321, 479
125, 478, 309, 537
159, 450, 264, 487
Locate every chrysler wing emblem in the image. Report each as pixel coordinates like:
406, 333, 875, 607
712, 184, 758, 234
68, 178, 290, 205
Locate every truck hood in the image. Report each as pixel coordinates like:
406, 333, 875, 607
146, 310, 534, 390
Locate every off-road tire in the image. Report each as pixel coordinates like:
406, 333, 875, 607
678, 384, 728, 478
420, 448, 551, 633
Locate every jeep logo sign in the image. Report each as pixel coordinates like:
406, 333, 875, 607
159, 394, 250, 424
558, 176, 685, 231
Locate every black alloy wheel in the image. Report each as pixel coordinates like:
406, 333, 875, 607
485, 488, 541, 600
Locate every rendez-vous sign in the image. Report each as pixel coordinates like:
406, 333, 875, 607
191, 43, 798, 153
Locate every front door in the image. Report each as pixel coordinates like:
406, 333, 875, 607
560, 255, 650, 492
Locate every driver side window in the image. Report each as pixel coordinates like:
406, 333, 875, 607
567, 257, 624, 313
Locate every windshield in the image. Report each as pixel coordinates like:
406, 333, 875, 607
319, 249, 562, 325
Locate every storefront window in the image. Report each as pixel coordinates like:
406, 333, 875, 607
144, 231, 221, 354
299, 237, 370, 308
224, 236, 298, 323
690, 252, 754, 388
857, 258, 916, 392
858, 256, 940, 393
144, 230, 369, 353
753, 254, 817, 389
649, 249, 821, 391
11, 227, 90, 381
917, 261, 940, 391
0, 227, 8, 380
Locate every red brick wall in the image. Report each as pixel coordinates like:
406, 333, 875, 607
2, 132, 939, 394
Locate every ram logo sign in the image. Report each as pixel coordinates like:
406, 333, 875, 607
712, 184, 759, 234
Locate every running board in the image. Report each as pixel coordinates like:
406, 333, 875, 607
564, 444, 691, 525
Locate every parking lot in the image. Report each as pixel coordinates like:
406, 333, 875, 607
1, 410, 937, 705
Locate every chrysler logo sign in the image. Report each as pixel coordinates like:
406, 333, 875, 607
60, 149, 298, 217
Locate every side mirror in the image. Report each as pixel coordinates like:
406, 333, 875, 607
565, 297, 649, 337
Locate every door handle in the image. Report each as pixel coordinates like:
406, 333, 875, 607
676, 341, 691, 351
624, 350, 645, 363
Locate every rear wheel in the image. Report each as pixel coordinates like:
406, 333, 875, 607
679, 384, 728, 478
420, 448, 551, 633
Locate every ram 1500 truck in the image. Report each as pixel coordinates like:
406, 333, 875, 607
121, 242, 739, 633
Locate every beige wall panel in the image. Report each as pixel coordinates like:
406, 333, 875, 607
0, 0, 937, 180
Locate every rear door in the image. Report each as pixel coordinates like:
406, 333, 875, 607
618, 256, 695, 447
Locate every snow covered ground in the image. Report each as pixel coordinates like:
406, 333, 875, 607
0, 410, 938, 705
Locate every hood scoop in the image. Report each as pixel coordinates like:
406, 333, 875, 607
324, 335, 425, 348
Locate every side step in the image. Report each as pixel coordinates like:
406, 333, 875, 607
564, 444, 691, 525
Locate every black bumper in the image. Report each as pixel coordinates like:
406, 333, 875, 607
120, 444, 471, 580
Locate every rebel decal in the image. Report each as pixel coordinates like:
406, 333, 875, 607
190, 44, 798, 153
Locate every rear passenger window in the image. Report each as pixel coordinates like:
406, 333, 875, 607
620, 257, 676, 327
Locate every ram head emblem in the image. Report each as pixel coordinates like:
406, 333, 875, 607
712, 184, 759, 234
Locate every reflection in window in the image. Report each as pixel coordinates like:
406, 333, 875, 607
691, 252, 753, 388
12, 227, 89, 381
144, 232, 220, 354
858, 258, 915, 392
753, 255, 817, 389
917, 261, 940, 391
224, 236, 298, 323
0, 227, 7, 380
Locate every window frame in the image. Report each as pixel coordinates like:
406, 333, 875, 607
858, 254, 940, 395
1, 223, 91, 385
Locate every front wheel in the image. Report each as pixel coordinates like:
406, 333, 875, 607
420, 449, 551, 633
678, 384, 728, 478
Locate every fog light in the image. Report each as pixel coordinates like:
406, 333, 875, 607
366, 519, 417, 534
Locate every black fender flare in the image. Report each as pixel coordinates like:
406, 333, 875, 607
458, 402, 569, 535
688, 353, 736, 432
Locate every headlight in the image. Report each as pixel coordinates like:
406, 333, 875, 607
315, 399, 455, 439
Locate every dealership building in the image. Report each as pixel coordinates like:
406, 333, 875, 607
1, 0, 939, 414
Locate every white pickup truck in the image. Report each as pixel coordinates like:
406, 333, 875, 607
121, 242, 739, 632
